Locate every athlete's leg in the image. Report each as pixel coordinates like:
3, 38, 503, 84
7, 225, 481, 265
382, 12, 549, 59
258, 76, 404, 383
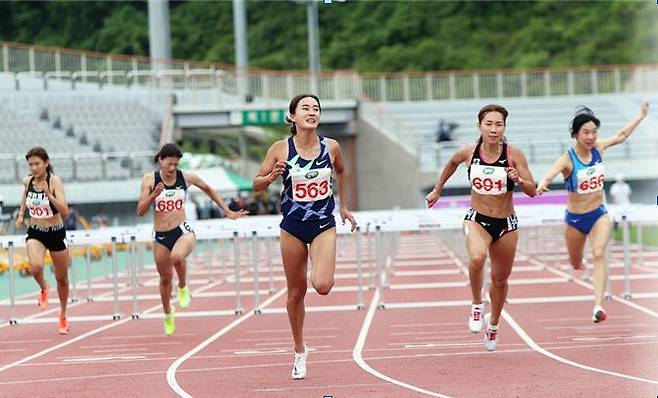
26, 239, 48, 292
565, 224, 587, 270
488, 230, 518, 325
154, 243, 174, 315
280, 229, 309, 354
464, 220, 492, 305
308, 228, 337, 295
588, 214, 611, 308
170, 233, 196, 289
50, 248, 70, 318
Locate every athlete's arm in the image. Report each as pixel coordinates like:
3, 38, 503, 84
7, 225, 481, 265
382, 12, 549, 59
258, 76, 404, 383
46, 175, 70, 218
507, 147, 536, 197
597, 100, 649, 151
537, 153, 569, 195
425, 144, 473, 207
253, 140, 287, 192
136, 173, 161, 216
15, 177, 29, 229
185, 173, 248, 220
329, 139, 357, 232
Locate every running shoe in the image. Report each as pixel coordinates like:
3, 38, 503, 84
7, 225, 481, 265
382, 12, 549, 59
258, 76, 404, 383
178, 286, 191, 309
58, 316, 69, 335
592, 306, 607, 323
164, 307, 176, 336
38, 288, 49, 310
483, 313, 498, 352
291, 345, 308, 380
468, 303, 484, 333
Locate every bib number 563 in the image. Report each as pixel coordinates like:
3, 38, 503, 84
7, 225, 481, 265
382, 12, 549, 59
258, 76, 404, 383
295, 181, 329, 200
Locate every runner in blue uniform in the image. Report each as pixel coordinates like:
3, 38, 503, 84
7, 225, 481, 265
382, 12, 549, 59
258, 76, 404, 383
537, 100, 649, 323
253, 94, 357, 379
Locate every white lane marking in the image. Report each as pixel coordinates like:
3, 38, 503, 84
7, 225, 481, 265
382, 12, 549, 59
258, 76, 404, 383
502, 308, 658, 385
352, 290, 451, 398
0, 278, 224, 373
165, 288, 288, 398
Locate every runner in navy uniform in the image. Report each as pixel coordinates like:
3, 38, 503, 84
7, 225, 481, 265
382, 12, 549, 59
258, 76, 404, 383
253, 94, 357, 379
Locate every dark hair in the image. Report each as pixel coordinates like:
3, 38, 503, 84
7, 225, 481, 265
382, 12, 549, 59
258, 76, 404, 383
570, 106, 600, 138
153, 143, 183, 163
285, 93, 321, 135
25, 146, 54, 174
477, 104, 509, 144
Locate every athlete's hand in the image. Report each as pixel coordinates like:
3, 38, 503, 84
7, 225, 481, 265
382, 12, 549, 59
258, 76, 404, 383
15, 215, 24, 229
425, 188, 439, 208
152, 182, 165, 198
640, 99, 649, 118
340, 207, 357, 232
536, 180, 550, 196
226, 209, 249, 220
506, 159, 521, 184
268, 161, 287, 183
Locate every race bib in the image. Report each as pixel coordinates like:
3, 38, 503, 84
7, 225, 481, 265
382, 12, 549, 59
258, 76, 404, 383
26, 192, 54, 219
154, 189, 186, 212
576, 163, 605, 194
291, 168, 332, 202
179, 221, 194, 234
470, 164, 508, 195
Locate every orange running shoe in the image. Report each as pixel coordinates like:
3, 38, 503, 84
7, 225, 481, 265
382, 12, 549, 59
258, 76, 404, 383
38, 288, 49, 310
58, 316, 69, 335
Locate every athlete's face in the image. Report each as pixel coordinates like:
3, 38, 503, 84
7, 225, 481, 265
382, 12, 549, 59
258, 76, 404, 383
575, 121, 598, 149
160, 157, 179, 177
290, 97, 320, 132
478, 111, 506, 145
27, 156, 48, 178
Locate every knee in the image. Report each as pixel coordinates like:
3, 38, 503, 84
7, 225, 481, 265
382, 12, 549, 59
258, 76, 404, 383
171, 254, 185, 267
159, 271, 173, 285
288, 287, 307, 303
491, 275, 509, 289
470, 253, 486, 269
29, 263, 44, 274
55, 273, 68, 287
312, 279, 334, 296
592, 248, 605, 263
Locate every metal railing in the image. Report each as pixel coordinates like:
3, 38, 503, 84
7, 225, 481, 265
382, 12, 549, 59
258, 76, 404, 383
0, 151, 155, 184
2, 41, 658, 100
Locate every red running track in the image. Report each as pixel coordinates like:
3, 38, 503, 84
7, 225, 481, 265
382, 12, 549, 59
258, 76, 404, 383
0, 232, 657, 397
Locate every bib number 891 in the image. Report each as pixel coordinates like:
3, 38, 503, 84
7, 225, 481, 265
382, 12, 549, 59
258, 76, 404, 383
295, 180, 329, 200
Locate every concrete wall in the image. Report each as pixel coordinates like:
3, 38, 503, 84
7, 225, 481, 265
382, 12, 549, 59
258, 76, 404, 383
355, 119, 421, 210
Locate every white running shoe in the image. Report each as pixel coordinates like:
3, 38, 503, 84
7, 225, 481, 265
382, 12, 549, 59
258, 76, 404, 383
592, 306, 607, 323
468, 303, 484, 333
291, 345, 308, 380
483, 313, 498, 352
